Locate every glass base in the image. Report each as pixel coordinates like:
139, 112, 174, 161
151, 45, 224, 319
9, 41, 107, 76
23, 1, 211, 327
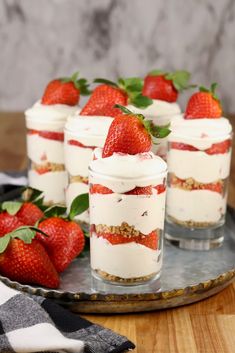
91, 269, 161, 287
165, 220, 225, 250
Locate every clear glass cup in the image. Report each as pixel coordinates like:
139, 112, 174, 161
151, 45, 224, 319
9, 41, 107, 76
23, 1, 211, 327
25, 116, 68, 205
89, 156, 167, 285
165, 130, 232, 250
64, 116, 113, 224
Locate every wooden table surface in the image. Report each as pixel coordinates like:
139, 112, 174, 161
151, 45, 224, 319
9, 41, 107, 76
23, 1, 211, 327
1, 112, 235, 353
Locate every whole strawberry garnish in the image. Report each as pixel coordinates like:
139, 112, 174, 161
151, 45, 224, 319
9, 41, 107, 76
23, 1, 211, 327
0, 212, 24, 236
37, 217, 85, 273
185, 83, 222, 119
142, 70, 191, 102
80, 77, 152, 117
37, 194, 88, 272
41, 72, 90, 106
102, 105, 171, 158
0, 227, 59, 288
1, 200, 44, 227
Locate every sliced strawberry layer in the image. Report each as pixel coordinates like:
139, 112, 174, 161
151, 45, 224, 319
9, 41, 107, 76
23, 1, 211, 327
68, 139, 96, 149
90, 184, 113, 194
28, 129, 39, 135
125, 186, 152, 195
90, 184, 166, 195
171, 175, 223, 194
39, 131, 64, 142
95, 230, 158, 250
171, 140, 231, 155
153, 184, 166, 194
27, 129, 64, 142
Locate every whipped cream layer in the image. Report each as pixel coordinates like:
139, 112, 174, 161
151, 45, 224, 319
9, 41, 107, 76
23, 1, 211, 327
65, 116, 113, 176
66, 182, 89, 223
167, 188, 226, 223
169, 116, 232, 149
25, 100, 79, 131
27, 134, 64, 164
28, 170, 67, 204
127, 99, 181, 120
90, 192, 166, 234
90, 150, 167, 193
90, 233, 162, 279
168, 149, 232, 183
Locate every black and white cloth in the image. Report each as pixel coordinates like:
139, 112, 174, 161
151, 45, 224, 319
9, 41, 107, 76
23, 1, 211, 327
0, 282, 135, 353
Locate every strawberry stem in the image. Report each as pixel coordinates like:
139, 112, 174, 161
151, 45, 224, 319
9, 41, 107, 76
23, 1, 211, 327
199, 82, 220, 102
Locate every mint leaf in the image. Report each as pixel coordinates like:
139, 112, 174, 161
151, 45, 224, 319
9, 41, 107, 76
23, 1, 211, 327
130, 94, 153, 108
2, 201, 22, 215
148, 69, 165, 76
44, 205, 67, 218
69, 193, 89, 221
93, 78, 118, 87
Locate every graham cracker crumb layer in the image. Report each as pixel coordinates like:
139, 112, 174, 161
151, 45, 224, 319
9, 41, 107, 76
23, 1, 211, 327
95, 223, 158, 238
167, 215, 220, 229
94, 269, 158, 284
69, 175, 88, 184
31, 162, 65, 172
169, 173, 224, 191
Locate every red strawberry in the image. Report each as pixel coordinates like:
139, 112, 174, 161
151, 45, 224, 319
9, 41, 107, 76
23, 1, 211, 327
35, 165, 51, 175
0, 212, 24, 237
90, 184, 113, 194
37, 217, 85, 273
39, 131, 64, 142
102, 105, 170, 158
142, 70, 190, 102
0, 237, 59, 288
16, 202, 44, 226
41, 72, 90, 106
95, 230, 158, 250
80, 84, 128, 117
125, 186, 152, 195
80, 77, 152, 117
185, 83, 222, 119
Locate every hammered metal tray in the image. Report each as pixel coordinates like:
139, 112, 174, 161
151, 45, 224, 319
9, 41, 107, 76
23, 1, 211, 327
1, 202, 235, 313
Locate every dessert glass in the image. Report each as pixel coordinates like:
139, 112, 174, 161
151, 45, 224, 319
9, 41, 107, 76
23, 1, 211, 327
89, 150, 167, 285
25, 101, 78, 205
165, 116, 232, 250
127, 100, 181, 160
64, 116, 113, 224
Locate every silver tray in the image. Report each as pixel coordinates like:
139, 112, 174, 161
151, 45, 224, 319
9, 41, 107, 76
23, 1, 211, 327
1, 207, 235, 314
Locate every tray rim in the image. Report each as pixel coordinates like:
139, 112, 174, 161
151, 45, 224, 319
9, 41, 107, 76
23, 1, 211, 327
0, 185, 235, 312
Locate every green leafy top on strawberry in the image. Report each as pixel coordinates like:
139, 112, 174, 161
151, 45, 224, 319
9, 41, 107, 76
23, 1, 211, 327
0, 226, 47, 254
185, 82, 222, 119
199, 82, 220, 102
94, 77, 152, 108
115, 104, 171, 140
61, 71, 91, 96
147, 70, 192, 92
